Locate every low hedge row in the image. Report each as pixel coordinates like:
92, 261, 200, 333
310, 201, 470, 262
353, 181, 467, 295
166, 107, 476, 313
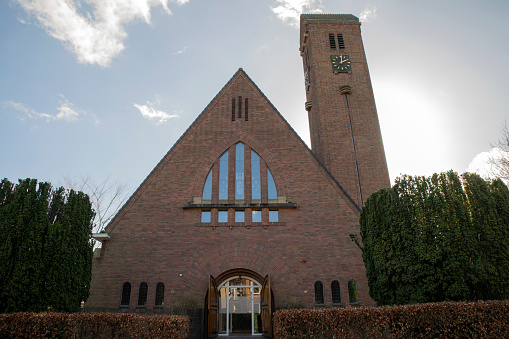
273, 300, 509, 338
0, 312, 189, 338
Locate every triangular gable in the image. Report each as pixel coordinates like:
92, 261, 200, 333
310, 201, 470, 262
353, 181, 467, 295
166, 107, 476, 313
104, 68, 360, 233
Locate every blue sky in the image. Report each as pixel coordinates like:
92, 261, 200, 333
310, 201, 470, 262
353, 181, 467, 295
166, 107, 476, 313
1, 0, 509, 194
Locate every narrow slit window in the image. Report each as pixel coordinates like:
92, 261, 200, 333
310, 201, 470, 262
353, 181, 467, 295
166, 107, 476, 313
251, 151, 261, 200
219, 151, 229, 200
137, 282, 148, 306
238, 96, 242, 118
120, 282, 131, 306
202, 169, 213, 200
267, 168, 277, 200
155, 283, 165, 306
331, 281, 341, 304
329, 33, 336, 49
235, 143, 245, 200
348, 280, 359, 303
232, 98, 235, 121
315, 281, 324, 304
337, 34, 345, 49
245, 98, 248, 121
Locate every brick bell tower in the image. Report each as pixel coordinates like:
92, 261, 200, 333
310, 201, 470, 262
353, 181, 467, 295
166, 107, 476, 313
300, 14, 390, 206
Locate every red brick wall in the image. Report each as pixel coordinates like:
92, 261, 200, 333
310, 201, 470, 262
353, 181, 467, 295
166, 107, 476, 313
86, 70, 374, 314
300, 16, 391, 206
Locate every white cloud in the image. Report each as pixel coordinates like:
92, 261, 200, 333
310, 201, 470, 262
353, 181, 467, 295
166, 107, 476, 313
359, 4, 377, 22
134, 101, 178, 124
466, 148, 507, 179
4, 96, 82, 122
173, 46, 187, 55
56, 102, 80, 121
271, 0, 322, 27
4, 100, 53, 121
16, 0, 188, 67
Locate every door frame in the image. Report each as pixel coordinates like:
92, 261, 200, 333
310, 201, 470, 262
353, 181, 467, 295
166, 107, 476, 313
206, 269, 273, 338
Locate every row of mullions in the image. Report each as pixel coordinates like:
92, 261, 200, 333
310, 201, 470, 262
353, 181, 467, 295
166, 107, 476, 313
201, 209, 278, 223
202, 143, 278, 202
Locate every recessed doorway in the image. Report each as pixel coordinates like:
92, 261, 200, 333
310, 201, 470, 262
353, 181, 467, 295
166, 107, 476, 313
218, 276, 262, 336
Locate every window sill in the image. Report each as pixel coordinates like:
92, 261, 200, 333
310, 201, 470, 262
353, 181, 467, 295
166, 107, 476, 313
195, 222, 286, 228
183, 202, 297, 209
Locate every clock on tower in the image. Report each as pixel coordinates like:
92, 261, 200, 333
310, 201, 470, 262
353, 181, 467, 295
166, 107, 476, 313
299, 14, 390, 206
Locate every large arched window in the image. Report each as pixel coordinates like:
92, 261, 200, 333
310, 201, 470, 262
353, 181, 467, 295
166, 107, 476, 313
202, 143, 278, 202
155, 282, 165, 306
331, 280, 341, 304
348, 280, 358, 303
314, 281, 324, 304
199, 142, 283, 225
137, 282, 148, 306
120, 282, 131, 306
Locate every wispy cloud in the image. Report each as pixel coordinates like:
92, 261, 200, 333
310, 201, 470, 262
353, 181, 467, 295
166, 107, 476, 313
134, 100, 178, 124
359, 3, 377, 22
4, 96, 81, 122
172, 46, 187, 55
16, 0, 189, 67
271, 0, 322, 28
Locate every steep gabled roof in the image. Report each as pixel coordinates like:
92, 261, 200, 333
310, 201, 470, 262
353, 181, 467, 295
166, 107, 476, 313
103, 68, 360, 233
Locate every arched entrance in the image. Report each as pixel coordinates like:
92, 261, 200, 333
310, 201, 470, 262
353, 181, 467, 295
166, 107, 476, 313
207, 270, 272, 337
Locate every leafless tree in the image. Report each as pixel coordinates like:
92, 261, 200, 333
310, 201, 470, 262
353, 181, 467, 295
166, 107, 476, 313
489, 122, 509, 183
63, 175, 131, 233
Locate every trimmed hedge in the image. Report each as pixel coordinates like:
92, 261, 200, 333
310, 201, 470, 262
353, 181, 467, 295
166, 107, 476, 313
273, 300, 509, 338
0, 312, 189, 338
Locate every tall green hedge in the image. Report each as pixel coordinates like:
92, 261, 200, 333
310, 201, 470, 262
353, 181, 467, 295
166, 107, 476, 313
359, 171, 509, 305
0, 178, 95, 313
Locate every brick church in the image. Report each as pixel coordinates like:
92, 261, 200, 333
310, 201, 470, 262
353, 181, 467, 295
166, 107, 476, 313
86, 14, 390, 337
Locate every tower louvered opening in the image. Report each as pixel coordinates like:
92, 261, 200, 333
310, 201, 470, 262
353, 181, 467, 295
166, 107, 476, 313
329, 33, 336, 49
337, 34, 345, 49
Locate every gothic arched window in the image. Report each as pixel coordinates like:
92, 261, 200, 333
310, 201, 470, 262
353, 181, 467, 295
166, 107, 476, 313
120, 282, 131, 306
137, 282, 148, 306
314, 281, 324, 304
199, 142, 281, 225
155, 282, 165, 306
331, 280, 341, 304
348, 280, 358, 303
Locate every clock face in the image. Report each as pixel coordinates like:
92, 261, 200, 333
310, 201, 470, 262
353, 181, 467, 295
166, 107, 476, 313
331, 55, 351, 73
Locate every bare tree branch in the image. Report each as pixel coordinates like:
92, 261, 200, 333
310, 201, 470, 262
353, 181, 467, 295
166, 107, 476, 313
488, 122, 509, 183
63, 175, 131, 233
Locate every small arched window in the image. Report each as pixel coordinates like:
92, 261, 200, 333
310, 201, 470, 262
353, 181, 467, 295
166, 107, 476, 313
138, 282, 148, 306
314, 281, 324, 304
348, 280, 358, 303
120, 282, 131, 306
155, 282, 165, 306
331, 280, 341, 304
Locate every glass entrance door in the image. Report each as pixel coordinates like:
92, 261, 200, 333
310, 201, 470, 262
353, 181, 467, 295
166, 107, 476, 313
218, 277, 262, 336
